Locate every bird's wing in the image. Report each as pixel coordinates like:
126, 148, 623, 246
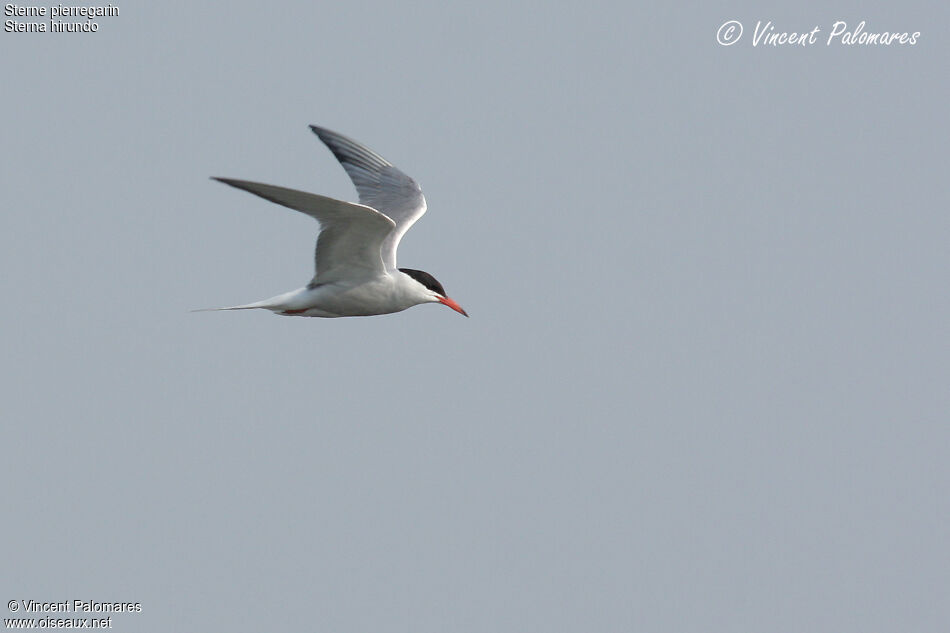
310, 126, 427, 270
212, 178, 396, 282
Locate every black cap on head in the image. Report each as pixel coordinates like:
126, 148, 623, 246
399, 268, 447, 296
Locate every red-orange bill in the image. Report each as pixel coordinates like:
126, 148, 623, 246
438, 296, 468, 317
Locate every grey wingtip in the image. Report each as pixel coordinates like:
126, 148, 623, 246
309, 125, 353, 148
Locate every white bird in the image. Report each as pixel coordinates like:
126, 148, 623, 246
200, 125, 467, 318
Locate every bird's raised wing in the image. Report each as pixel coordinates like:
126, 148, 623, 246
310, 126, 427, 270
212, 178, 396, 282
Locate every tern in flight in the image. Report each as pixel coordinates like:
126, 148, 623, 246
201, 125, 467, 318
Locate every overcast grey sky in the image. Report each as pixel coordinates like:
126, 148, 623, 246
2, 2, 948, 632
